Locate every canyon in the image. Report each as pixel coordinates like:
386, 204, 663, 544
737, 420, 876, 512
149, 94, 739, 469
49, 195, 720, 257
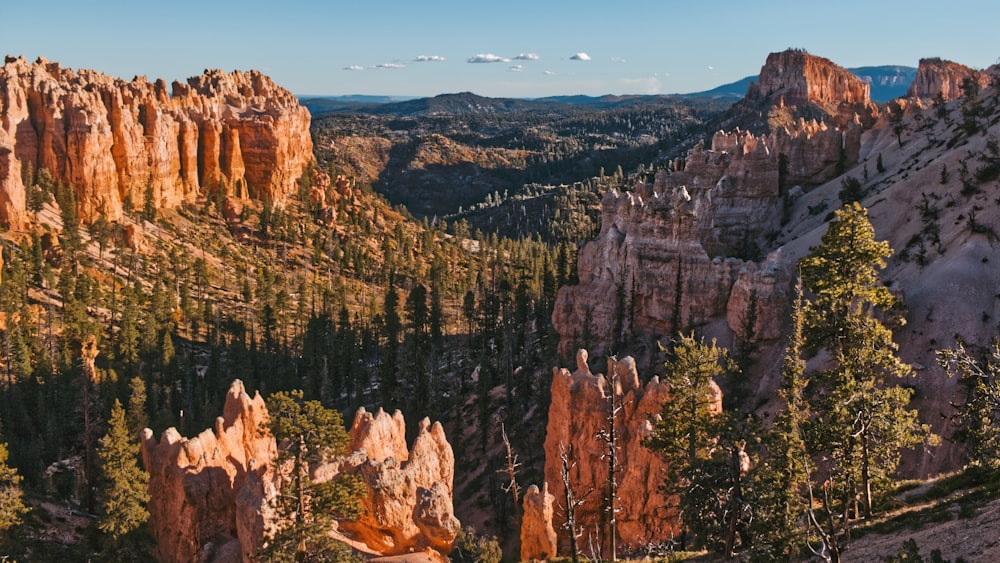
3, 46, 1000, 562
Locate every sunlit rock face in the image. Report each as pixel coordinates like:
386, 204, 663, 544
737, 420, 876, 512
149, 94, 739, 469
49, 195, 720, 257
141, 381, 459, 562
0, 55, 312, 228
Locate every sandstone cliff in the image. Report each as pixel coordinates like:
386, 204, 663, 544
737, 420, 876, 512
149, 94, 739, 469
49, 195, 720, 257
542, 351, 722, 556
322, 407, 460, 556
140, 380, 276, 563
905, 57, 991, 101
141, 381, 458, 562
0, 56, 312, 227
743, 49, 878, 129
552, 130, 791, 360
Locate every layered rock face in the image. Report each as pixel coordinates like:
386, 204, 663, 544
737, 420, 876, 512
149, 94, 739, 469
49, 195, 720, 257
326, 407, 460, 555
905, 57, 992, 101
744, 49, 877, 128
543, 352, 722, 555
0, 56, 312, 227
142, 381, 458, 562
552, 131, 790, 360
140, 380, 276, 563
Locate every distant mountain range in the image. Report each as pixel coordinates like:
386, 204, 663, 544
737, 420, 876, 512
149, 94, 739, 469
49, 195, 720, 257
301, 65, 918, 117
301, 91, 713, 117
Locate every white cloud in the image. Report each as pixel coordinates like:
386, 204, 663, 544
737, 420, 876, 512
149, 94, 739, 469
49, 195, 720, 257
611, 57, 627, 64
544, 70, 556, 76
343, 65, 366, 71
707, 65, 715, 70
515, 53, 540, 61
375, 63, 406, 70
468, 53, 511, 63
414, 55, 446, 62
509, 65, 525, 72
570, 52, 592, 61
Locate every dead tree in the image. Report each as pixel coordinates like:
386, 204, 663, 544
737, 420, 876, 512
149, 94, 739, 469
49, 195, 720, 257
559, 443, 586, 563
597, 357, 624, 561
497, 423, 522, 536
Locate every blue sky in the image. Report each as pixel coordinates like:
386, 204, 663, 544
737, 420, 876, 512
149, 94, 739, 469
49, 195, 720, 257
3, 0, 998, 98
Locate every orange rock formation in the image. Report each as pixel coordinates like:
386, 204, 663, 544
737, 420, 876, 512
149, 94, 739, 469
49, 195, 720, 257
140, 380, 276, 563
542, 351, 721, 556
552, 131, 791, 360
141, 381, 459, 562
521, 482, 558, 561
905, 57, 992, 101
0, 55, 313, 228
744, 49, 878, 128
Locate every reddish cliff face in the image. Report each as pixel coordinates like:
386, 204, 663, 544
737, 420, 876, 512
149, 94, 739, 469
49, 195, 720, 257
542, 351, 722, 556
552, 131, 791, 361
141, 382, 459, 562
744, 49, 877, 128
140, 380, 277, 563
905, 57, 991, 101
0, 56, 312, 227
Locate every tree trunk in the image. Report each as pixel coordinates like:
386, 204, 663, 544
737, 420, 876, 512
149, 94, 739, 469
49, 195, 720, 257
861, 429, 873, 518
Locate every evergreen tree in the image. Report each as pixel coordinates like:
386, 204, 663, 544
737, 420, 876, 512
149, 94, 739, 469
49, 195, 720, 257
126, 377, 149, 439
381, 282, 401, 409
405, 284, 430, 413
260, 390, 364, 562
0, 422, 28, 541
798, 203, 934, 546
645, 333, 735, 549
97, 399, 150, 557
747, 278, 810, 559
937, 340, 1000, 469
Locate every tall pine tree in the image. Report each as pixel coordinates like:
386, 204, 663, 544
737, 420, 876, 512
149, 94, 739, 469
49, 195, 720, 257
97, 399, 150, 558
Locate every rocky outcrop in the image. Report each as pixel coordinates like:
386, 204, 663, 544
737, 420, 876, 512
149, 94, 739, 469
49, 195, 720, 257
552, 131, 791, 359
740, 49, 878, 127
329, 408, 460, 556
543, 351, 722, 555
521, 483, 557, 561
142, 383, 458, 562
0, 55, 312, 227
906, 58, 991, 101
744, 49, 878, 128
140, 380, 276, 563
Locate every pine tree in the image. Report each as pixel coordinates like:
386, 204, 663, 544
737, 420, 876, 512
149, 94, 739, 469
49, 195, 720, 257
260, 390, 364, 562
645, 333, 735, 549
798, 203, 934, 538
97, 399, 150, 556
381, 282, 401, 409
747, 278, 810, 559
0, 422, 28, 540
937, 340, 1000, 469
126, 377, 149, 439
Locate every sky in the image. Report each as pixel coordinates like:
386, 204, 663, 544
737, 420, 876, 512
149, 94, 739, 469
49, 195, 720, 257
3, 0, 998, 99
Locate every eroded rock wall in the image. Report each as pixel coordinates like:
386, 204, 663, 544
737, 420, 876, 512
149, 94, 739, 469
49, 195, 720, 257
0, 55, 312, 227
141, 382, 458, 562
140, 380, 276, 563
552, 130, 790, 360
744, 49, 878, 128
542, 352, 722, 555
906, 57, 992, 101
